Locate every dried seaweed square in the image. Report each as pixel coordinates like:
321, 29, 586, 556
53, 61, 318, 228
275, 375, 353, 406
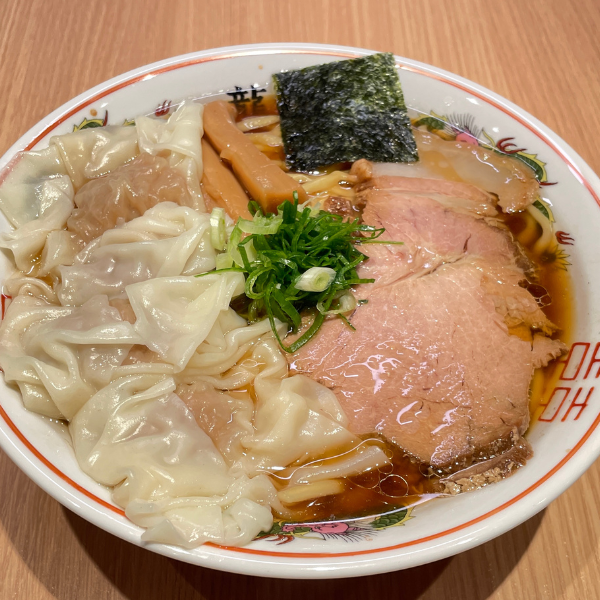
273, 53, 418, 171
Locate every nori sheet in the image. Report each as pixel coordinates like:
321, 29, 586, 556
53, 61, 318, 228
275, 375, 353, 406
273, 53, 418, 171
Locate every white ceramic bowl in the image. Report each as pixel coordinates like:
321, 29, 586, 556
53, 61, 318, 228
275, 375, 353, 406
1, 43, 599, 579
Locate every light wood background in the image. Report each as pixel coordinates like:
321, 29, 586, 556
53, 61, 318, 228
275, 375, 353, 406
2, 0, 600, 598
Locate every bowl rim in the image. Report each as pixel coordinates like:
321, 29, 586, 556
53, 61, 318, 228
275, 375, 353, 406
1, 42, 600, 579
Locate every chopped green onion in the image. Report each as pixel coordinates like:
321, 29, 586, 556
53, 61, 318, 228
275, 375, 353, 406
356, 239, 405, 245
295, 267, 336, 292
195, 266, 244, 277
199, 197, 397, 353
241, 238, 257, 263
298, 199, 322, 218
209, 207, 227, 251
215, 252, 234, 270
238, 214, 283, 235
226, 223, 244, 267
317, 291, 357, 315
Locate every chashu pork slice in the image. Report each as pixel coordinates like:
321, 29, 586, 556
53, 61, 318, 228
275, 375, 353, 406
290, 174, 566, 470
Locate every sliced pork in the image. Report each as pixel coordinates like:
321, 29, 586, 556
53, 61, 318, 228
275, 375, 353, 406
290, 173, 566, 471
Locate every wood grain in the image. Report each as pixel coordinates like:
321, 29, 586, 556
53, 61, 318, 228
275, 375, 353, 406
1, 0, 600, 597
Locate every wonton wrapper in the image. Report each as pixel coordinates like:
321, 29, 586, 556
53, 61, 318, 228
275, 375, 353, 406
3, 275, 58, 305
50, 125, 139, 191
0, 175, 74, 274
0, 146, 76, 274
67, 154, 197, 244
38, 230, 84, 279
179, 312, 274, 387
176, 381, 255, 465
126, 272, 245, 370
59, 202, 216, 306
70, 374, 277, 548
136, 102, 205, 211
0, 295, 140, 419
0, 146, 69, 228
235, 339, 366, 474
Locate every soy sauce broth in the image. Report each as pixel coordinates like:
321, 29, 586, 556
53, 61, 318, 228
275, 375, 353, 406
504, 209, 574, 419
270, 436, 442, 523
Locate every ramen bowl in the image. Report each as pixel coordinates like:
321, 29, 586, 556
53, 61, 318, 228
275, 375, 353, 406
0, 43, 599, 579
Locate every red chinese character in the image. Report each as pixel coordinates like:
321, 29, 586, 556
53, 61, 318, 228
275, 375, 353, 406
556, 231, 575, 245
154, 100, 172, 117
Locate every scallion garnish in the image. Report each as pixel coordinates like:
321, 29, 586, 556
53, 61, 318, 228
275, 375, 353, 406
198, 194, 401, 353
294, 267, 336, 292
317, 291, 357, 315
209, 207, 227, 251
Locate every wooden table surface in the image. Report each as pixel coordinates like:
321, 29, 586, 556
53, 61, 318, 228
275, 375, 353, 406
2, 0, 600, 597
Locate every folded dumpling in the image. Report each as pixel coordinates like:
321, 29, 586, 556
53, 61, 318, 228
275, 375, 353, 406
0, 175, 74, 274
3, 275, 59, 305
38, 230, 84, 279
179, 311, 273, 385
126, 272, 245, 370
136, 102, 203, 175
70, 374, 278, 547
0, 146, 76, 274
50, 125, 139, 191
66, 154, 197, 244
235, 339, 365, 474
58, 202, 216, 306
0, 146, 69, 228
136, 101, 205, 211
0, 294, 140, 419
0, 96, 392, 549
